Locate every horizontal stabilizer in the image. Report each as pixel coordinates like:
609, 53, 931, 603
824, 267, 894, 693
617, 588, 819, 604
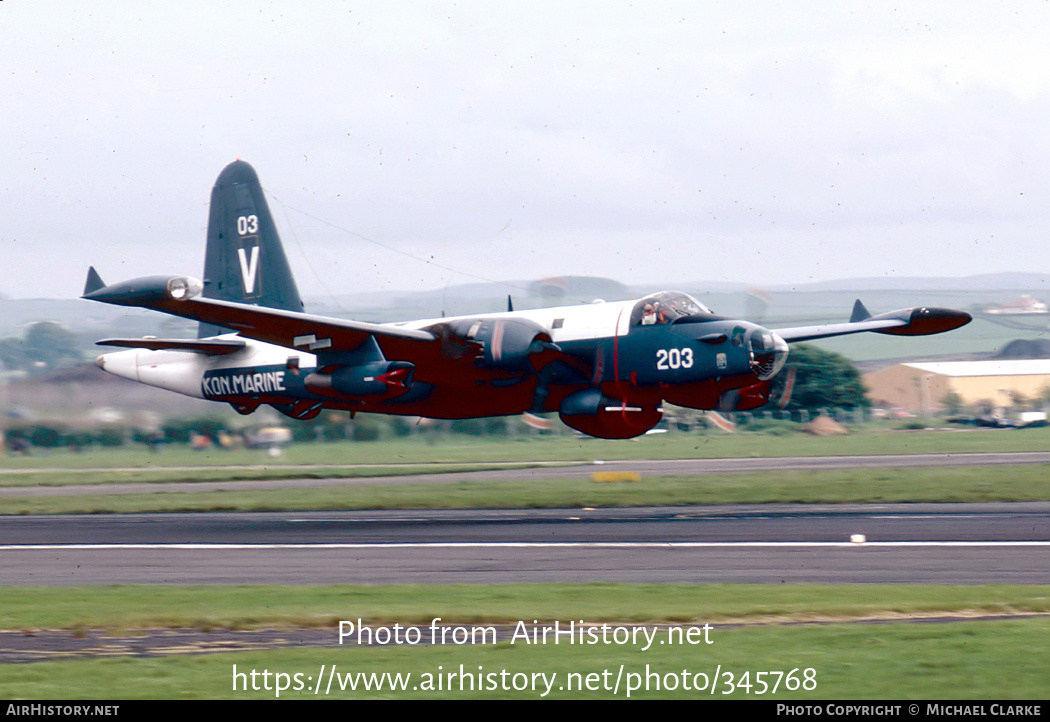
96, 337, 247, 355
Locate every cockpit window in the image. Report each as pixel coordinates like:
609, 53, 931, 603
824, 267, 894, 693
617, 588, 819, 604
631, 292, 712, 326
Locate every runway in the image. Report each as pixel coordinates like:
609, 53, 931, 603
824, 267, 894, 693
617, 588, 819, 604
2, 503, 1047, 585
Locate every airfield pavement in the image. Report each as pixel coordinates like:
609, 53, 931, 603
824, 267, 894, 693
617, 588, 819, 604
1, 452, 1048, 585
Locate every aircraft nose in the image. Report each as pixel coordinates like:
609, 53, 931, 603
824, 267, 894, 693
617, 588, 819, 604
748, 329, 789, 381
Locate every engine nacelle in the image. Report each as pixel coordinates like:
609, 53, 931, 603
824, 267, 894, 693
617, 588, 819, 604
558, 388, 662, 439
305, 361, 414, 399
82, 275, 204, 305
438, 317, 555, 370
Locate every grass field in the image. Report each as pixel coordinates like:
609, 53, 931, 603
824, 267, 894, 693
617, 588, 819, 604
1, 427, 1049, 513
1, 584, 1048, 699
0, 464, 1048, 515
2, 618, 1047, 699
6, 584, 1049, 630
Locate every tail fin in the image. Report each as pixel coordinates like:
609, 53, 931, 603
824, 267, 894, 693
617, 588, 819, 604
199, 160, 304, 337
850, 299, 871, 323
83, 266, 106, 296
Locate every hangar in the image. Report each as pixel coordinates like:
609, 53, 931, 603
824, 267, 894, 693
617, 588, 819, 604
862, 360, 1050, 416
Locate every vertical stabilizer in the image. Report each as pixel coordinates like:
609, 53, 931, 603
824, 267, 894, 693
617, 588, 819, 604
199, 160, 304, 337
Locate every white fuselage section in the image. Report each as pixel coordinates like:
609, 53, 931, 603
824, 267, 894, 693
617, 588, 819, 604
97, 335, 315, 399
392, 299, 634, 343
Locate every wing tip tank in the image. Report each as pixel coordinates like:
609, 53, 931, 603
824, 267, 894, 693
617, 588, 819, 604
876, 307, 972, 336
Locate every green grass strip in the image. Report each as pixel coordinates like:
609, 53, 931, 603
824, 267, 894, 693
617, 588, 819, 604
0, 463, 549, 488
2, 583, 1048, 630
4, 425, 1050, 474
1, 465, 1047, 514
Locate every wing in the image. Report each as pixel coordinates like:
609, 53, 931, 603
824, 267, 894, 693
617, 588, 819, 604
775, 300, 971, 343
155, 297, 436, 355
81, 269, 583, 390
82, 271, 436, 357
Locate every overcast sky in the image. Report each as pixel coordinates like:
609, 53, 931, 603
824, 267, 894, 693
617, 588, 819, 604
5, 1, 1050, 302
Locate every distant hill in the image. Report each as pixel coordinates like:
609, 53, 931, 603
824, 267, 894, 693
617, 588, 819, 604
758, 272, 1050, 292
996, 339, 1050, 359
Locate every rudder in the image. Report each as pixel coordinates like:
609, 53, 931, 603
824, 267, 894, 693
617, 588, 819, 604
199, 160, 304, 337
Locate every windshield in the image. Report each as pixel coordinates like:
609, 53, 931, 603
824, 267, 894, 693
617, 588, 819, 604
631, 292, 712, 326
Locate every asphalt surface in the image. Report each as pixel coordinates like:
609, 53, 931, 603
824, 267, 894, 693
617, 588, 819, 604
1, 503, 1047, 585
1, 453, 1048, 585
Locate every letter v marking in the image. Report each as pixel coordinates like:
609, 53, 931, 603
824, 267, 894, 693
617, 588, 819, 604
237, 246, 260, 295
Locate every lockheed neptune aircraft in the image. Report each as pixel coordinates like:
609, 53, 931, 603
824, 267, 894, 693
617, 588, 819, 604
83, 161, 971, 439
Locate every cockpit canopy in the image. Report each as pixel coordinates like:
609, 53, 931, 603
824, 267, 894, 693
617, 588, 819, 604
630, 291, 712, 327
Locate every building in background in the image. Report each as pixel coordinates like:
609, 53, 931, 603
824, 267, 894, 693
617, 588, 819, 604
863, 360, 1050, 416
